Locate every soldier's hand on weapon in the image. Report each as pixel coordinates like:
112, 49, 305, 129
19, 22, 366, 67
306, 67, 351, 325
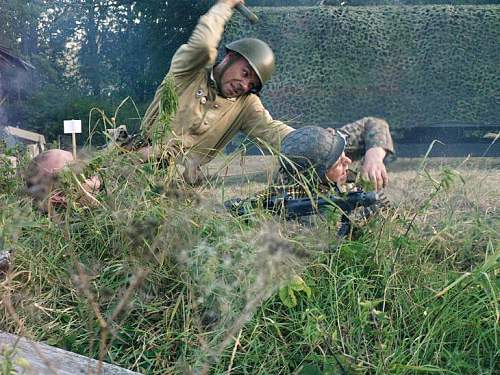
81, 175, 101, 194
361, 146, 388, 191
136, 145, 154, 161
219, 0, 245, 9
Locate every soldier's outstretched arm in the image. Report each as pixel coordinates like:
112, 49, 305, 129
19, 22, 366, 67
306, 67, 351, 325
239, 96, 294, 151
335, 117, 394, 190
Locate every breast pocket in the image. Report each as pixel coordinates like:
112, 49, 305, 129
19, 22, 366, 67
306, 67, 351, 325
190, 119, 211, 135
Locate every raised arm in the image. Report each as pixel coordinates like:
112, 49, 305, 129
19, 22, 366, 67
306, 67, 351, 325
141, 0, 244, 151
170, 0, 243, 80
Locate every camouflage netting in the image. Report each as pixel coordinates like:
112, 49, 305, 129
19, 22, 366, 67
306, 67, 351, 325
247, 1, 498, 6
224, 6, 500, 131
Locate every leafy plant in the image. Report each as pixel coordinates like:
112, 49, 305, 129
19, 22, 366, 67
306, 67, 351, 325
279, 274, 312, 308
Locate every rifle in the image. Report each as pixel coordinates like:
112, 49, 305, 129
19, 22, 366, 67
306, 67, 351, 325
225, 189, 382, 237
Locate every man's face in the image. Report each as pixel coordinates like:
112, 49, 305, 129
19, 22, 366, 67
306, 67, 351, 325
218, 54, 260, 98
325, 152, 352, 185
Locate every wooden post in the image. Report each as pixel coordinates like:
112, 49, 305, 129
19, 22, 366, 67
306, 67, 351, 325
71, 132, 77, 159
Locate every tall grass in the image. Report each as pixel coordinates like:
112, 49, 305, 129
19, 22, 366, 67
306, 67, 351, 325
0, 146, 498, 374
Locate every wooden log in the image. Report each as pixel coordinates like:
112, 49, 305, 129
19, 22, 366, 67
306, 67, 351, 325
0, 46, 35, 71
0, 331, 142, 375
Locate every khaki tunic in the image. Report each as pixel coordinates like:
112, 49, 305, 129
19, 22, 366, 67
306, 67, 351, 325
141, 3, 293, 168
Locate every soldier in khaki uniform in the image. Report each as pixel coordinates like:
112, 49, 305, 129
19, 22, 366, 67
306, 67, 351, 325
139, 0, 394, 190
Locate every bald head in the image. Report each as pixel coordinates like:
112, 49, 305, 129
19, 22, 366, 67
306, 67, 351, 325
36, 149, 73, 173
25, 149, 74, 210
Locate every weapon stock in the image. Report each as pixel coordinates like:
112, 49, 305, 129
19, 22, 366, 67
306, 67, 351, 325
225, 190, 381, 236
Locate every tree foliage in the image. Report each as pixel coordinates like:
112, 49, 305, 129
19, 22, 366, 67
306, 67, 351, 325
0, 0, 208, 143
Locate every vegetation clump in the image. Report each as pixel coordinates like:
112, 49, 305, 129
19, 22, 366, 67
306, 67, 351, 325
0, 144, 498, 374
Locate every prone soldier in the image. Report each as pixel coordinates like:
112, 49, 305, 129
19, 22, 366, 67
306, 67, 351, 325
24, 149, 101, 213
226, 125, 391, 234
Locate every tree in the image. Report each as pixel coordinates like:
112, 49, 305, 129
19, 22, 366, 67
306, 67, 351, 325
0, 0, 212, 141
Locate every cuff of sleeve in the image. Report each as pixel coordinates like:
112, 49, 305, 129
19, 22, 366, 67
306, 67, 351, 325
383, 145, 395, 155
366, 141, 395, 155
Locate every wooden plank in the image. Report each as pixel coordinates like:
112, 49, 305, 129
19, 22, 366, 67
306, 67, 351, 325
0, 46, 35, 71
0, 332, 142, 375
3, 126, 46, 145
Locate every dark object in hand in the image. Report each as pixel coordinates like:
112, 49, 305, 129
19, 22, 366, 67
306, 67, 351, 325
235, 4, 259, 24
225, 190, 381, 237
0, 250, 11, 279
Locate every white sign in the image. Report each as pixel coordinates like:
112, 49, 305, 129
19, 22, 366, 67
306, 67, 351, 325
64, 120, 82, 134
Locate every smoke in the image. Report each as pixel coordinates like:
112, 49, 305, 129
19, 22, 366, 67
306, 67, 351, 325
0, 66, 30, 122
0, 68, 31, 149
0, 75, 19, 150
0, 76, 9, 149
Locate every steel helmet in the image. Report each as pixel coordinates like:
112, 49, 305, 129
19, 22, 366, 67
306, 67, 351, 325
226, 38, 275, 92
280, 126, 347, 180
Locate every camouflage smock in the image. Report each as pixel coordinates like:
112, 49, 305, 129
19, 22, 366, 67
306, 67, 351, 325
339, 117, 394, 161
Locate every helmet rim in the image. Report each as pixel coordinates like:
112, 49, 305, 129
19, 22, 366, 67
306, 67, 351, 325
280, 126, 347, 181
225, 38, 275, 92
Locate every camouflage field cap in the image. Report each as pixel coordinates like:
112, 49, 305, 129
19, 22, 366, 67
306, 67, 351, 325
226, 38, 275, 92
280, 126, 347, 180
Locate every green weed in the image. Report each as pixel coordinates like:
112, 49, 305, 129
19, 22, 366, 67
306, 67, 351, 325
0, 145, 498, 374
